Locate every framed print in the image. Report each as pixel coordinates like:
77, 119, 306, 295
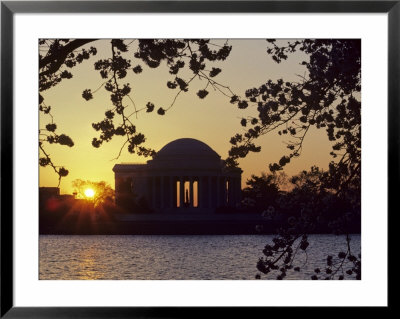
1, 0, 396, 317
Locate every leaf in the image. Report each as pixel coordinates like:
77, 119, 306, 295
132, 65, 143, 74
105, 110, 114, 119
197, 90, 209, 99
39, 157, 50, 167
299, 116, 307, 123
175, 77, 188, 91
82, 89, 93, 101
238, 100, 248, 109
167, 81, 177, 89
45, 123, 57, 132
157, 107, 165, 115
299, 239, 309, 250
58, 167, 69, 177
146, 102, 155, 112
278, 156, 290, 166
209, 67, 221, 77
230, 95, 239, 104
57, 134, 74, 147
114, 127, 125, 136
92, 138, 102, 148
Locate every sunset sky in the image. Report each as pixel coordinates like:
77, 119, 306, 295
40, 39, 334, 194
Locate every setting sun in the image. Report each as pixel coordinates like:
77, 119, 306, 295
84, 188, 95, 198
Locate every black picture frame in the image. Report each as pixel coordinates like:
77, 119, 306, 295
1, 0, 395, 317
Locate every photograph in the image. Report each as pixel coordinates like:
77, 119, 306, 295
38, 38, 361, 281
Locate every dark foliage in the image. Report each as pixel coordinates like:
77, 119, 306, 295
39, 39, 232, 185
220, 40, 361, 279
250, 166, 360, 280
227, 40, 361, 198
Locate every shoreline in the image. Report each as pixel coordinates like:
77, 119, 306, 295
39, 219, 360, 236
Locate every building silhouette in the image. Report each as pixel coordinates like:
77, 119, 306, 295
113, 138, 242, 214
39, 187, 60, 199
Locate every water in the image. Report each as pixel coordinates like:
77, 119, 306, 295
39, 234, 360, 280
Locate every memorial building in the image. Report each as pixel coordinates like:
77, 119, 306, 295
113, 138, 242, 214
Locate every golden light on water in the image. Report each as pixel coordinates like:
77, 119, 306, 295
84, 188, 95, 198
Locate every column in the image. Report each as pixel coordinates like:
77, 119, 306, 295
208, 176, 212, 208
197, 177, 201, 208
169, 176, 174, 208
222, 177, 227, 206
152, 176, 156, 209
179, 176, 184, 208
160, 176, 164, 209
229, 177, 235, 207
231, 177, 237, 207
190, 177, 194, 208
236, 176, 242, 206
216, 176, 220, 207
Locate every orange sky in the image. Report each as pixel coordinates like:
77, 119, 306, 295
39, 39, 334, 194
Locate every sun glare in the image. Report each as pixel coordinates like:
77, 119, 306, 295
84, 188, 95, 198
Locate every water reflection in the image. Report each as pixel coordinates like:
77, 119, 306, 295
39, 234, 361, 280
76, 248, 102, 280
